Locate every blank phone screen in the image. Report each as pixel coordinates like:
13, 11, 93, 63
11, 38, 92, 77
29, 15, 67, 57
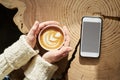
81, 22, 101, 54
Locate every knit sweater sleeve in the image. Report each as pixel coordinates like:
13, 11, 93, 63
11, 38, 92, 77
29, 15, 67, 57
0, 35, 38, 80
23, 55, 58, 80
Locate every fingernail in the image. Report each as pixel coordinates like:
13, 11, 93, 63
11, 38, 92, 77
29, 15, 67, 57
67, 47, 72, 51
55, 21, 60, 24
35, 20, 39, 24
63, 26, 67, 28
63, 26, 66, 29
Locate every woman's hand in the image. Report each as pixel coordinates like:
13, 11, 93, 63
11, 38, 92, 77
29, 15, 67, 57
42, 26, 72, 63
26, 21, 59, 48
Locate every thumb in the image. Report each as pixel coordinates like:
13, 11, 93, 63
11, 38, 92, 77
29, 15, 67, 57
28, 21, 39, 37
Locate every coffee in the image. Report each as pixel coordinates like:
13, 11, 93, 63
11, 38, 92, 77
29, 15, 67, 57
38, 25, 64, 50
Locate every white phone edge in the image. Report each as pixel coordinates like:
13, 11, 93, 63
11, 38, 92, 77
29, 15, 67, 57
83, 17, 102, 23
80, 17, 102, 58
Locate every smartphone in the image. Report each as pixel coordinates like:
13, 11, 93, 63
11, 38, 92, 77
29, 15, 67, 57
80, 17, 102, 58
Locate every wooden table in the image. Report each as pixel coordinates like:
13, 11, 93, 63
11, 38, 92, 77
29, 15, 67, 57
1, 0, 120, 80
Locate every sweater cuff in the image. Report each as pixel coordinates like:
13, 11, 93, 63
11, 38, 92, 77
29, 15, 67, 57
3, 35, 38, 70
24, 55, 58, 80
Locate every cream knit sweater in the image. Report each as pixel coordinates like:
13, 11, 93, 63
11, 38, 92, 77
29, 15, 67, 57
0, 35, 58, 80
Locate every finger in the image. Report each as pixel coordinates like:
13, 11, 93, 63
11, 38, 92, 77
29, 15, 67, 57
57, 47, 72, 59
62, 52, 69, 57
58, 46, 72, 55
28, 21, 39, 37
39, 21, 60, 29
63, 26, 70, 47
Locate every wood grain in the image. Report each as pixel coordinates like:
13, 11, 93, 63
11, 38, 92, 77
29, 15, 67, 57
1, 0, 120, 80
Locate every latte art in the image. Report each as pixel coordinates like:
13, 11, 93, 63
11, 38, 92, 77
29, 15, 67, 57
39, 26, 64, 50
